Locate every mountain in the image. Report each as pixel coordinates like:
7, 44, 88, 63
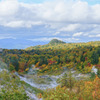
49, 39, 66, 45
26, 40, 100, 50
26, 39, 66, 50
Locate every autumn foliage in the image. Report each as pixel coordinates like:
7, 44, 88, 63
40, 76, 100, 100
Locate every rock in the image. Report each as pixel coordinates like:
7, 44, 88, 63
39, 75, 49, 78
91, 66, 98, 74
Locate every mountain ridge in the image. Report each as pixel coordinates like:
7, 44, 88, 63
26, 39, 100, 50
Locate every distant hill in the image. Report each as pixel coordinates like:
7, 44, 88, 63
49, 39, 66, 45
26, 39, 66, 50
26, 40, 100, 50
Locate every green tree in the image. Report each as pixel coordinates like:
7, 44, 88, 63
91, 51, 99, 64
80, 55, 85, 62
57, 58, 60, 64
9, 64, 15, 71
0, 71, 29, 100
10, 56, 19, 71
90, 72, 96, 80
65, 55, 69, 62
97, 69, 100, 78
58, 72, 76, 91
97, 47, 100, 56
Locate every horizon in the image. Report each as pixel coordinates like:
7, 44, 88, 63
0, 0, 100, 49
1, 39, 100, 50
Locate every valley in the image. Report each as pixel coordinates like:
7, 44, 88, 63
0, 39, 100, 100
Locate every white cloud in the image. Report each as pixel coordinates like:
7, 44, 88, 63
59, 24, 80, 32
0, 0, 100, 38
89, 34, 100, 37
0, 36, 16, 39
63, 37, 79, 42
4, 20, 43, 28
5, 21, 24, 28
0, 34, 16, 39
0, 0, 19, 16
28, 37, 62, 42
59, 34, 70, 36
53, 32, 60, 35
73, 32, 83, 37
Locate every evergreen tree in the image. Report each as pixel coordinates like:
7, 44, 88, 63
91, 51, 99, 64
58, 72, 76, 91
80, 55, 85, 62
97, 69, 100, 78
57, 58, 60, 64
11, 57, 19, 71
97, 47, 100, 56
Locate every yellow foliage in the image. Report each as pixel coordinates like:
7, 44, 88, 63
35, 62, 40, 67
25, 68, 29, 71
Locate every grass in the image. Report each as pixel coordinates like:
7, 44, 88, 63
38, 68, 64, 76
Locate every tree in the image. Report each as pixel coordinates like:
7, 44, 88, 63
57, 58, 60, 64
91, 51, 99, 64
97, 69, 100, 78
90, 72, 96, 80
44, 57, 48, 64
65, 55, 69, 63
80, 55, 85, 62
57, 73, 67, 87
0, 71, 29, 100
9, 64, 15, 71
82, 64, 84, 69
67, 71, 76, 91
11, 56, 19, 71
58, 72, 76, 91
35, 62, 40, 67
97, 47, 100, 56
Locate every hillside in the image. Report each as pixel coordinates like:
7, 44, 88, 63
1, 40, 100, 100
26, 39, 65, 50
26, 40, 100, 50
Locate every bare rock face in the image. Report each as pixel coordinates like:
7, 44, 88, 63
91, 66, 98, 74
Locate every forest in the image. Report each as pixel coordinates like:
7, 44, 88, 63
1, 39, 100, 75
0, 39, 100, 100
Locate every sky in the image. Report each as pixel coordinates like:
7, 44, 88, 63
0, 0, 100, 49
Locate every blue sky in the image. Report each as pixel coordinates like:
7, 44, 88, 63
18, 0, 51, 3
82, 0, 100, 5
18, 0, 100, 5
0, 0, 100, 49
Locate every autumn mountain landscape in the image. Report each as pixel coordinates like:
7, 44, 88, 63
0, 0, 100, 100
0, 39, 100, 100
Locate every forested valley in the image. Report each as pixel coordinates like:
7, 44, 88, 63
0, 39, 100, 100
